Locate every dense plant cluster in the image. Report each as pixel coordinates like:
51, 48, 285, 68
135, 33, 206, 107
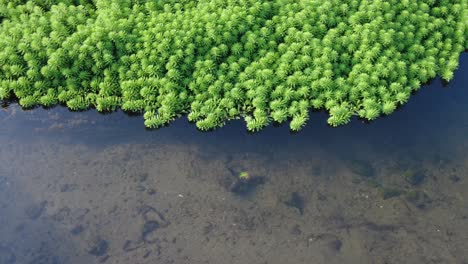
0, 0, 466, 131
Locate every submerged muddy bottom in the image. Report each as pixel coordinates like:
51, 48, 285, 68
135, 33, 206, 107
0, 54, 468, 264
1, 141, 468, 264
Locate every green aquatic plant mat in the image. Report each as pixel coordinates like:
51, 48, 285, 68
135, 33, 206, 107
0, 0, 466, 131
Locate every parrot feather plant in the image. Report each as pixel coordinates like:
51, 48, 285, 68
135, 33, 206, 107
0, 0, 466, 131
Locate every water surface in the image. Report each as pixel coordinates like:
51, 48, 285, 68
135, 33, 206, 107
0, 53, 467, 264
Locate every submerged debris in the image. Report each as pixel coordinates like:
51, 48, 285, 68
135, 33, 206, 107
122, 240, 145, 253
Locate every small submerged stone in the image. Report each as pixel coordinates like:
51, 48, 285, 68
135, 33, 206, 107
139, 206, 169, 227
228, 176, 265, 196
405, 190, 431, 209
138, 206, 169, 243
285, 192, 305, 215
143, 250, 152, 258
404, 170, 427, 186
88, 239, 109, 257
138, 173, 149, 182
202, 222, 214, 235
329, 239, 343, 252
381, 187, 403, 200
135, 185, 146, 192
25, 201, 47, 220
349, 160, 375, 178
290, 225, 302, 236
307, 233, 342, 252
70, 225, 85, 236
142, 221, 160, 242
449, 174, 460, 183
60, 184, 78, 192
52, 207, 71, 222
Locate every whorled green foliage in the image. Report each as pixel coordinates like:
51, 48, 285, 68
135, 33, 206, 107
0, 0, 466, 131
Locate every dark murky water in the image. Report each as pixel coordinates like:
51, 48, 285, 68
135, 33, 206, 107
0, 53, 467, 264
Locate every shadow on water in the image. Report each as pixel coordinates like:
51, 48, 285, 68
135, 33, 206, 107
2, 53, 467, 157
0, 53, 467, 264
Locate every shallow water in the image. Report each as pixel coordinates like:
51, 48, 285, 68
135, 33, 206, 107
0, 53, 467, 264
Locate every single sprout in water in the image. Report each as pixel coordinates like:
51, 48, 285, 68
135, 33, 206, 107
239, 171, 250, 180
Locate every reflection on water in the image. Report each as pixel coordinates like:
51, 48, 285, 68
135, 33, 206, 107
0, 53, 467, 264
